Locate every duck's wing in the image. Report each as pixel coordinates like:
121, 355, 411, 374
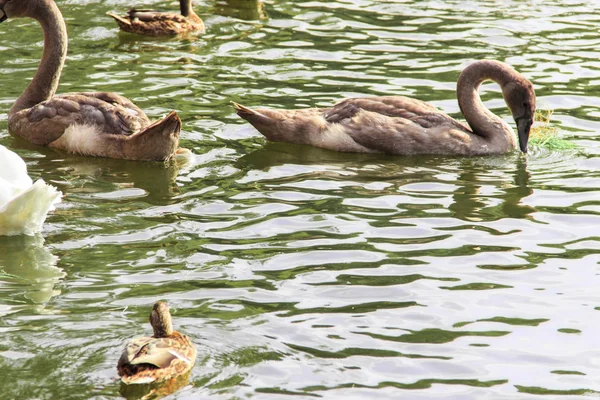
127, 10, 185, 22
118, 334, 196, 384
126, 9, 161, 18
120, 334, 195, 367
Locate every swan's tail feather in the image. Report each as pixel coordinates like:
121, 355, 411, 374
232, 102, 287, 142
233, 102, 328, 145
127, 111, 181, 161
232, 102, 273, 125
144, 111, 181, 137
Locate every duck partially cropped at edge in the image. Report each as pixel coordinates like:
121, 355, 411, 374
234, 60, 536, 156
0, 0, 181, 162
118, 301, 196, 384
107, 0, 205, 36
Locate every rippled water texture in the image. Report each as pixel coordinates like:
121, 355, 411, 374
1, 0, 600, 398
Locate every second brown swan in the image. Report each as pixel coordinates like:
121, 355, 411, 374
0, 0, 181, 161
234, 60, 536, 156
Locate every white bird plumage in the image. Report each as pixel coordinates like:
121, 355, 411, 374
0, 145, 62, 236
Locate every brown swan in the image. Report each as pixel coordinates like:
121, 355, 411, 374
107, 0, 205, 37
234, 60, 536, 156
0, 0, 181, 162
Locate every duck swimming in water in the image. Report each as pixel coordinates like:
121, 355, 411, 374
234, 60, 536, 156
118, 301, 196, 384
107, 0, 205, 36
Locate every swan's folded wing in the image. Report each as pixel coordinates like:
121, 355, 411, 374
13, 94, 151, 145
324, 96, 441, 123
66, 92, 147, 119
340, 109, 472, 155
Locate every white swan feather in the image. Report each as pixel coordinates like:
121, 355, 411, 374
0, 145, 62, 236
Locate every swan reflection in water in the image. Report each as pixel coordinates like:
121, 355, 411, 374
55, 153, 192, 204
238, 142, 536, 222
0, 235, 65, 309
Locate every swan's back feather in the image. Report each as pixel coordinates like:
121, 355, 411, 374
10, 92, 150, 146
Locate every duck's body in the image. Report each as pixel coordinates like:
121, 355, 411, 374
234, 60, 536, 156
118, 301, 196, 384
0, 145, 61, 236
1, 0, 181, 161
108, 0, 205, 36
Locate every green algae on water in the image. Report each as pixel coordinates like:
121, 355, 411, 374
529, 109, 576, 150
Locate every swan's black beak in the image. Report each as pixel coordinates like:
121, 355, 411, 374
516, 117, 532, 153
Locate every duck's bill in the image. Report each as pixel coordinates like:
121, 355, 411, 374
516, 117, 532, 153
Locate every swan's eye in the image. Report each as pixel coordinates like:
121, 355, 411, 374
522, 101, 529, 107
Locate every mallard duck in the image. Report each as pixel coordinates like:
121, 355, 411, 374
107, 0, 205, 36
234, 60, 536, 156
0, 145, 61, 236
118, 301, 196, 384
0, 0, 182, 161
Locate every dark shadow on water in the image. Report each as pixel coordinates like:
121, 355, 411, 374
5, 136, 188, 204
238, 141, 464, 170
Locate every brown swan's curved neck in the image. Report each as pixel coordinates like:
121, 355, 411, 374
9, 0, 67, 116
180, 0, 193, 16
456, 60, 516, 139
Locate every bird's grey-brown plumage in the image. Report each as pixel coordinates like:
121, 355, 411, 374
234, 60, 536, 156
2, 0, 181, 161
11, 92, 148, 145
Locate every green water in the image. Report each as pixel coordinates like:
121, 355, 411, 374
2, 0, 600, 398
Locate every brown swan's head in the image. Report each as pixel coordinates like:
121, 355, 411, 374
503, 78, 536, 153
150, 301, 174, 338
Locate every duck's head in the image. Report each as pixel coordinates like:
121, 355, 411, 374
150, 301, 174, 338
503, 78, 536, 153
